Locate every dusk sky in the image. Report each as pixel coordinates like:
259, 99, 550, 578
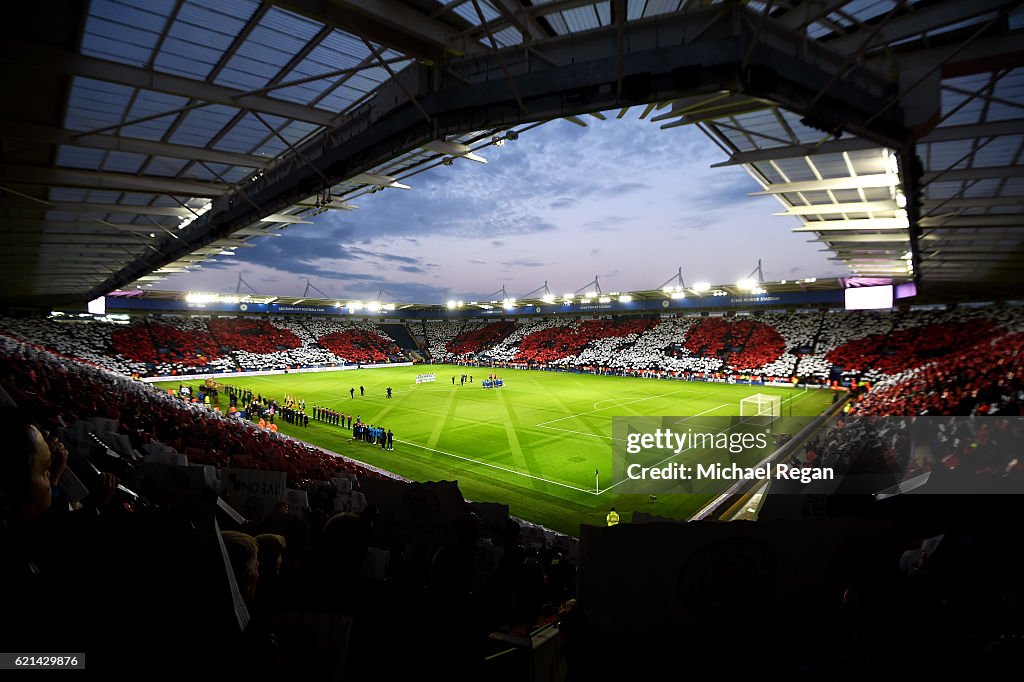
163, 112, 847, 302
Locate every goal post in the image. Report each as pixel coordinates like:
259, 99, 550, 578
740, 393, 781, 425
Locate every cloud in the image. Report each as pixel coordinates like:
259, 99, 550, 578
590, 249, 600, 256
491, 240, 504, 247
583, 215, 634, 231
607, 182, 650, 194
500, 258, 547, 267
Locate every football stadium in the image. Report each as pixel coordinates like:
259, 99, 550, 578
2, 1, 1023, 678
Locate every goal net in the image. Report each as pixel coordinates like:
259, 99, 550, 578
740, 393, 781, 425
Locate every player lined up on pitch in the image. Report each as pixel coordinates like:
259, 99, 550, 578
311, 405, 352, 428
352, 421, 394, 450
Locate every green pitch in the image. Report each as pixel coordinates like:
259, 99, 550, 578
158, 364, 832, 535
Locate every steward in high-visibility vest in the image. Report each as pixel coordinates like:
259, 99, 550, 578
607, 508, 620, 526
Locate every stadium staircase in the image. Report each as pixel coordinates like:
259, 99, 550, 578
378, 323, 421, 354
793, 312, 827, 377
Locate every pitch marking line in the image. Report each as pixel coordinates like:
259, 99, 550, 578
535, 390, 684, 427
393, 438, 598, 495
673, 403, 731, 424
537, 401, 732, 443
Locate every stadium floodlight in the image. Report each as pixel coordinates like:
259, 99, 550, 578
366, 302, 381, 312
349, 301, 364, 310
580, 298, 592, 304
598, 296, 611, 303
564, 293, 574, 301
619, 295, 632, 303
692, 281, 710, 293
751, 287, 767, 295
542, 294, 555, 303
220, 295, 241, 304
447, 300, 457, 309
586, 291, 597, 298
887, 151, 900, 176
670, 291, 685, 299
662, 286, 673, 293
737, 278, 757, 291
185, 293, 217, 304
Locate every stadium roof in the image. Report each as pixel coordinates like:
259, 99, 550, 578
1, 1, 1022, 307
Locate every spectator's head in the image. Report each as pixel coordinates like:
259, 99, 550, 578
221, 530, 259, 603
255, 533, 286, 578
0, 408, 53, 526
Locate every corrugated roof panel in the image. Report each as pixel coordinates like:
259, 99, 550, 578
188, 162, 230, 180
251, 137, 288, 158
970, 135, 1023, 167
594, 2, 611, 26
217, 9, 323, 86
102, 151, 148, 174
924, 181, 964, 199
119, 193, 161, 206
314, 89, 361, 113
927, 139, 974, 170
645, 0, 681, 18
144, 157, 192, 177
279, 121, 319, 146
846, 149, 889, 174
55, 145, 106, 170
840, 0, 898, 24
807, 154, 849, 177
48, 188, 89, 202
831, 189, 866, 203
773, 158, 817, 182
545, 12, 570, 35
961, 178, 1007, 197
562, 6, 601, 32
167, 105, 242, 147
85, 191, 123, 204
492, 26, 524, 48
213, 113, 275, 153
80, 0, 172, 66
222, 167, 251, 184
64, 78, 134, 131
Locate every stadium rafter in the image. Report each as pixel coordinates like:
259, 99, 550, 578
0, 0, 1021, 306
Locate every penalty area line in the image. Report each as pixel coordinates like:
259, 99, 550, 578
393, 438, 598, 495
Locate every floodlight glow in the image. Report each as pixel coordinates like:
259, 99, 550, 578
541, 294, 555, 303
619, 295, 632, 303
692, 281, 710, 293
349, 301, 364, 310
887, 152, 900, 176
366, 302, 381, 312
598, 296, 611, 303
564, 293, 574, 301
580, 298, 592, 304
447, 300, 457, 309
586, 291, 597, 298
185, 293, 218, 304
670, 292, 685, 299
737, 278, 757, 291
220, 295, 241, 304
662, 286, 673, 293
751, 287, 767, 295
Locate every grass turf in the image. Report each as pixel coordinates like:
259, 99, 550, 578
157, 364, 832, 535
